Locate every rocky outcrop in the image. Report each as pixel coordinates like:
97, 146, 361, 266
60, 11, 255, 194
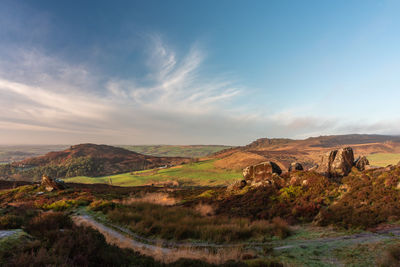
331, 147, 354, 176
354, 156, 369, 171
242, 161, 282, 181
316, 150, 338, 176
316, 147, 354, 177
229, 161, 285, 191
41, 175, 67, 191
288, 162, 303, 172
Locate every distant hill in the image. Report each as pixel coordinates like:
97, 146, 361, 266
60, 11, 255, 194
1, 144, 189, 181
0, 145, 69, 163
119, 145, 232, 158
212, 134, 400, 170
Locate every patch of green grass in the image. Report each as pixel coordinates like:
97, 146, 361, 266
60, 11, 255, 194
119, 145, 231, 158
285, 224, 359, 241
63, 160, 241, 187
367, 153, 400, 167
333, 239, 400, 266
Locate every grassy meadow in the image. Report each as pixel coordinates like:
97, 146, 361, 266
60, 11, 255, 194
63, 160, 241, 187
367, 153, 400, 167
119, 145, 231, 158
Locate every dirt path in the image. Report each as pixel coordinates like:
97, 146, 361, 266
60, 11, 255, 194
72, 213, 400, 265
72, 214, 245, 264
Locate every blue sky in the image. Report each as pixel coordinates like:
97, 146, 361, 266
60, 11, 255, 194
1, 0, 400, 145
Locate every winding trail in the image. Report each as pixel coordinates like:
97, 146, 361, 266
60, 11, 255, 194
72, 214, 244, 264
72, 214, 400, 265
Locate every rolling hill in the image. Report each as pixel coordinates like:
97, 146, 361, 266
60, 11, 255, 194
211, 134, 400, 170
0, 144, 190, 181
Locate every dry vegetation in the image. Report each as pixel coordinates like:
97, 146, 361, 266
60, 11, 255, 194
3, 158, 400, 265
91, 201, 291, 243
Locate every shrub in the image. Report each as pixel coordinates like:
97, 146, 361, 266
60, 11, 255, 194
0, 215, 24, 229
3, 211, 162, 267
24, 211, 72, 240
89, 200, 116, 212
40, 199, 83, 211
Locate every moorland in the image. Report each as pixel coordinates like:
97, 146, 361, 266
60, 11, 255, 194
2, 134, 400, 266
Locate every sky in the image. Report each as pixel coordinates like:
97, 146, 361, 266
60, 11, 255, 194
1, 0, 400, 145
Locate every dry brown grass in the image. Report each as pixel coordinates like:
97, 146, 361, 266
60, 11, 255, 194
118, 192, 179, 206
73, 214, 248, 264
98, 202, 291, 243
194, 203, 215, 216
214, 151, 268, 170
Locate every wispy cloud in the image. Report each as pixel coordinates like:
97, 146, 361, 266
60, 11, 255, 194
106, 36, 241, 115
0, 36, 251, 144
0, 34, 397, 145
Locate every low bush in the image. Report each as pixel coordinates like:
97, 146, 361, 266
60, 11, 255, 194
89, 200, 116, 212
2, 211, 160, 267
0, 206, 37, 230
317, 168, 400, 228
0, 215, 24, 229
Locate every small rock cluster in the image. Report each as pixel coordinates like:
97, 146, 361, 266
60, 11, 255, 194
315, 147, 369, 178
228, 161, 289, 191
228, 146, 371, 192
243, 161, 282, 181
41, 175, 67, 191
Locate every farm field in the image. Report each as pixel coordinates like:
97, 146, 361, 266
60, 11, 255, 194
63, 160, 241, 187
119, 145, 232, 158
367, 153, 400, 167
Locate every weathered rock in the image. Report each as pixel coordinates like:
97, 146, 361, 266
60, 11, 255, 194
316, 150, 338, 176
243, 161, 282, 181
308, 165, 318, 171
316, 147, 354, 177
354, 156, 370, 171
243, 166, 254, 179
288, 162, 304, 172
41, 175, 67, 191
227, 179, 248, 191
331, 147, 354, 177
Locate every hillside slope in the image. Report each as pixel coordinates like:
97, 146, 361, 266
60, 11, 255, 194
212, 134, 400, 170
1, 144, 189, 180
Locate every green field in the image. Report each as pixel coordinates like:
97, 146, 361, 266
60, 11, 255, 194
63, 160, 241, 187
367, 153, 400, 167
119, 145, 231, 158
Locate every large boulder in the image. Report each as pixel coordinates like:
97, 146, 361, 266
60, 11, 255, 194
331, 147, 354, 176
316, 150, 338, 176
41, 175, 67, 191
354, 156, 370, 171
288, 162, 304, 172
316, 147, 354, 177
243, 161, 282, 181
